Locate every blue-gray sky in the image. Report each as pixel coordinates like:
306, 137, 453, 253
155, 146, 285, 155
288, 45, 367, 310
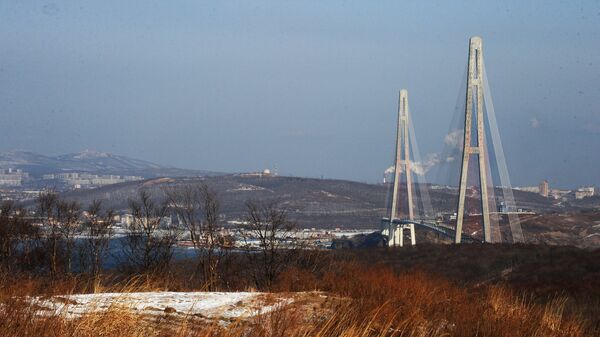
1, 0, 599, 188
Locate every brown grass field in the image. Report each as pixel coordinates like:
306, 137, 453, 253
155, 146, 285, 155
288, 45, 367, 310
1, 244, 599, 337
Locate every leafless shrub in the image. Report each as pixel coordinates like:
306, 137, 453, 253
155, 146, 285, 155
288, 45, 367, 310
37, 190, 62, 275
0, 201, 40, 271
123, 189, 177, 272
166, 183, 225, 290
242, 200, 296, 290
36, 191, 85, 275
81, 200, 115, 281
56, 200, 81, 274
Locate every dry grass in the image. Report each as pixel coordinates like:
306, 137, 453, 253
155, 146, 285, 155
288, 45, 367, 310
0, 259, 598, 337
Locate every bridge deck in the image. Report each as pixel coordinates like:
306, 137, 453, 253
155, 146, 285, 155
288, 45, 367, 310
381, 218, 478, 243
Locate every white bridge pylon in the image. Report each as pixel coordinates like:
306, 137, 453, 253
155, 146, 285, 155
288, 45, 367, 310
381, 89, 416, 247
380, 36, 524, 246
454, 36, 525, 244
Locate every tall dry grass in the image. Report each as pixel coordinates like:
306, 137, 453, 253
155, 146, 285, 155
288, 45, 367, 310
0, 259, 597, 337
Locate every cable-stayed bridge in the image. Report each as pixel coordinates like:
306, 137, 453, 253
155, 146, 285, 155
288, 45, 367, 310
382, 36, 524, 246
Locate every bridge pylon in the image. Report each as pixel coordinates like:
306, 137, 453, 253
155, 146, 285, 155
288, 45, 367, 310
455, 36, 492, 243
382, 89, 415, 247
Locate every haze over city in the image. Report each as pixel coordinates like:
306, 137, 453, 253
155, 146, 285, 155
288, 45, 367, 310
1, 1, 599, 188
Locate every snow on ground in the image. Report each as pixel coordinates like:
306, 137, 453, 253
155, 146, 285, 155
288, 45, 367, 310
318, 190, 337, 198
30, 291, 292, 321
329, 230, 378, 238
228, 183, 270, 192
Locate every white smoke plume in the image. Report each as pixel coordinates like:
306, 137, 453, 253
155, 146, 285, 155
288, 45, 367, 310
444, 129, 464, 149
529, 117, 540, 128
384, 129, 465, 179
384, 153, 441, 177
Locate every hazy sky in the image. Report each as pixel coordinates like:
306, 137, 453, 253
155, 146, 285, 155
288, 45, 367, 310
1, 1, 599, 188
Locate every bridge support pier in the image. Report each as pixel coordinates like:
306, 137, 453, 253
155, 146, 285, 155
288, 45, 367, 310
386, 223, 415, 247
396, 225, 403, 247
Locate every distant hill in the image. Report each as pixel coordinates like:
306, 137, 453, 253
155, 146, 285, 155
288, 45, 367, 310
0, 150, 221, 178
49, 174, 600, 247
60, 174, 560, 229
61, 175, 389, 228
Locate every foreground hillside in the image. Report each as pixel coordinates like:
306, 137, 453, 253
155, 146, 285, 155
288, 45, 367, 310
1, 244, 599, 336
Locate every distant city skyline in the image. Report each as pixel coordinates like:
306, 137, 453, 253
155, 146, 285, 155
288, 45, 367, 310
1, 1, 599, 189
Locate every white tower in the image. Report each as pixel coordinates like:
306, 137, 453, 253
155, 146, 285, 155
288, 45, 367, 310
455, 36, 492, 243
385, 89, 416, 247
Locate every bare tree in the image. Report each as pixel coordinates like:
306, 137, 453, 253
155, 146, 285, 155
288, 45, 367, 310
0, 201, 19, 269
37, 190, 62, 275
166, 183, 224, 290
82, 200, 114, 280
13, 206, 41, 271
124, 189, 177, 272
56, 200, 81, 274
0, 201, 43, 272
242, 200, 296, 289
166, 185, 203, 248
0, 201, 18, 266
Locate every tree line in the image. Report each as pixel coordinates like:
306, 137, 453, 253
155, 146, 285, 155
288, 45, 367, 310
0, 183, 297, 290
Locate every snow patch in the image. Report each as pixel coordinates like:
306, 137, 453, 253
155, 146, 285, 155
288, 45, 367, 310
318, 190, 337, 198
228, 184, 268, 192
28, 291, 292, 321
